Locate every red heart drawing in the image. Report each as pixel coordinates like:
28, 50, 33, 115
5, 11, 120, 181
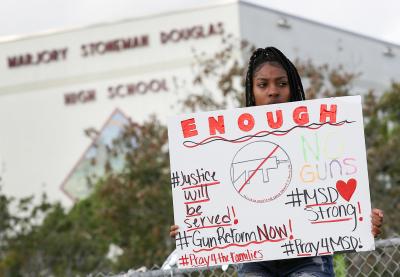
336, 178, 357, 202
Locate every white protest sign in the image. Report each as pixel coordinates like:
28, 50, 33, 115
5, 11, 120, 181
168, 96, 375, 268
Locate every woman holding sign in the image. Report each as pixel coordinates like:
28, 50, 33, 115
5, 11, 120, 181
171, 46, 384, 276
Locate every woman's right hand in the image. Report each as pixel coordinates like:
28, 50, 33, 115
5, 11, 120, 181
170, 225, 179, 238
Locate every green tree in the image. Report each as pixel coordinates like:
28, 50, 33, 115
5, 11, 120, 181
0, 118, 172, 276
364, 83, 400, 236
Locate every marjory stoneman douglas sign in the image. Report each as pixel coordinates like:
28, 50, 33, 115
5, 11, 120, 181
167, 96, 375, 269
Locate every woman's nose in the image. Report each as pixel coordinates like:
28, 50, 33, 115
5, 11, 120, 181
267, 85, 279, 97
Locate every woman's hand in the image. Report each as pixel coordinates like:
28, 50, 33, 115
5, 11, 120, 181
371, 208, 384, 238
170, 225, 179, 238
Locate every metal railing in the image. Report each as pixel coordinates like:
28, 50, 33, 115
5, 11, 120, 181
91, 236, 400, 277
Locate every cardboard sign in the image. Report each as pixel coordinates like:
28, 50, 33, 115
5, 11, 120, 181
168, 96, 374, 268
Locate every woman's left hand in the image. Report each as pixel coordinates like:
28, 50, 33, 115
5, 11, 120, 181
371, 208, 384, 238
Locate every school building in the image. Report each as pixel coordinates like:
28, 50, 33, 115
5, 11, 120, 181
0, 0, 399, 205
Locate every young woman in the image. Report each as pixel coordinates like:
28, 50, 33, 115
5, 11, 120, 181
170, 46, 384, 276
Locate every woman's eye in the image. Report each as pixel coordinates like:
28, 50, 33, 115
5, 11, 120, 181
257, 83, 266, 88
279, 81, 288, 87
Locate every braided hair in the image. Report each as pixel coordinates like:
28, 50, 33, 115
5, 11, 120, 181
245, 47, 305, 107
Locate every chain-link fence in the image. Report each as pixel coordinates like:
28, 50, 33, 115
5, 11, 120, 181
91, 236, 400, 277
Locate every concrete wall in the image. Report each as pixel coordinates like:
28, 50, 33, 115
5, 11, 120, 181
0, 1, 240, 205
239, 1, 400, 93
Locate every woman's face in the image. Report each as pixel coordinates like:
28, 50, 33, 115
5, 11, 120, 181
252, 63, 291, 106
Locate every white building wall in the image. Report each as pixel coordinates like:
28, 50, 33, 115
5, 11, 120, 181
239, 1, 400, 92
0, 2, 240, 206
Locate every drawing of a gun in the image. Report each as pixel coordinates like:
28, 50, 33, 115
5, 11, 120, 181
232, 156, 289, 185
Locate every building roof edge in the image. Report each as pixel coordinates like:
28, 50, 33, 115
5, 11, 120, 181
0, 0, 238, 44
240, 0, 400, 48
